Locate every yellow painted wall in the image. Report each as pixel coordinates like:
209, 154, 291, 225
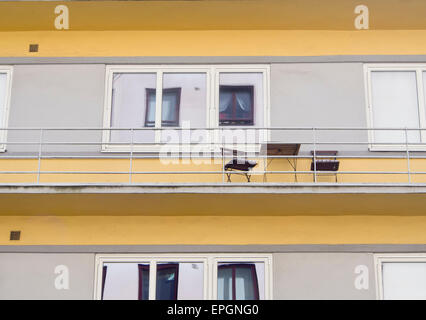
0, 0, 425, 31
3, 30, 426, 57
3, 215, 426, 245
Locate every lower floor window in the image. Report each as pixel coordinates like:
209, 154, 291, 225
96, 254, 272, 300
376, 254, 426, 300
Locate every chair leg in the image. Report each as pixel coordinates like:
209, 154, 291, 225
246, 173, 251, 182
226, 172, 231, 182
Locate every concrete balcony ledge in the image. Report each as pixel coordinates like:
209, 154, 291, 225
0, 183, 425, 195
0, 183, 424, 217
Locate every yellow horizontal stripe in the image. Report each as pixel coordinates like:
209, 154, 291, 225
2, 30, 426, 57
3, 215, 426, 245
0, 0, 426, 31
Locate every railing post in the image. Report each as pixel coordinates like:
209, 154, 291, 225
37, 128, 43, 184
129, 128, 134, 184
263, 128, 267, 183
405, 127, 411, 183
313, 127, 317, 183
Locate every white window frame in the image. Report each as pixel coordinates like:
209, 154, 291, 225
102, 65, 270, 153
364, 64, 426, 151
94, 253, 273, 300
0, 66, 13, 152
374, 253, 426, 300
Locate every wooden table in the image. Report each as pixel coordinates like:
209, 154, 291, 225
260, 143, 301, 182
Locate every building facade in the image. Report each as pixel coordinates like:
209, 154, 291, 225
1, 0, 426, 300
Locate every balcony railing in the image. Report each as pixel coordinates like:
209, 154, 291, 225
0, 127, 425, 185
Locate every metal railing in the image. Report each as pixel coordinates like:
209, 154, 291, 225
0, 126, 424, 185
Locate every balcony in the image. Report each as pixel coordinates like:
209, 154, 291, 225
0, 126, 424, 186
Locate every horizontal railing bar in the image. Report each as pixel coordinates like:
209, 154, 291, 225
0, 155, 426, 160
1, 127, 426, 131
2, 141, 426, 146
1, 170, 425, 175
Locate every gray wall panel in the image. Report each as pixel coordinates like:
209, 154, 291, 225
0, 253, 95, 300
270, 63, 368, 154
273, 253, 376, 299
1, 244, 426, 253
6, 64, 106, 154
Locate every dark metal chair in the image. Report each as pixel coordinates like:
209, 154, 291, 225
310, 150, 340, 182
222, 148, 257, 182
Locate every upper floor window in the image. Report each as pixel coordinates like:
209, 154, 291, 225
102, 65, 269, 152
0, 67, 12, 152
365, 64, 426, 150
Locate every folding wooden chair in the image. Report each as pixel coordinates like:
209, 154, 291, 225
222, 148, 258, 182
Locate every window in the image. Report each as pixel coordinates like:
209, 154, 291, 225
95, 254, 272, 300
0, 67, 12, 152
218, 72, 264, 127
375, 254, 426, 300
365, 65, 426, 150
219, 86, 254, 126
102, 65, 269, 152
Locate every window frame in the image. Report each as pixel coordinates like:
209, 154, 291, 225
374, 253, 426, 300
364, 64, 426, 151
0, 66, 13, 152
94, 253, 273, 300
102, 65, 270, 153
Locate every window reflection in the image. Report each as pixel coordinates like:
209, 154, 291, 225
217, 263, 264, 300
156, 263, 204, 300
138, 264, 150, 300
102, 263, 150, 300
101, 262, 204, 300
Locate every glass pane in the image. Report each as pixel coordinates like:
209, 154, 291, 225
423, 71, 426, 136
217, 265, 233, 300
217, 262, 264, 300
371, 71, 421, 144
110, 73, 157, 144
138, 264, 150, 300
219, 86, 253, 125
145, 89, 156, 127
102, 263, 149, 300
235, 265, 258, 300
383, 263, 426, 300
161, 89, 180, 126
219, 73, 263, 127
156, 263, 179, 300
162, 73, 207, 127
156, 262, 204, 300
0, 73, 6, 127
161, 73, 208, 145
